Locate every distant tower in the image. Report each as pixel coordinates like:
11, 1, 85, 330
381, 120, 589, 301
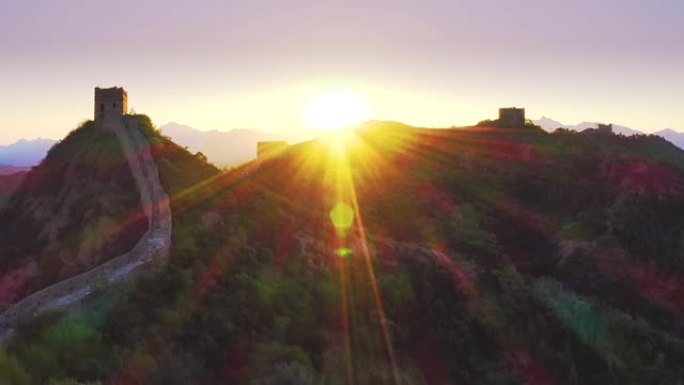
596, 123, 613, 134
498, 107, 526, 127
94, 87, 128, 131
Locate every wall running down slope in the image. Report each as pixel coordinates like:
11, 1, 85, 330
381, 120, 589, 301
0, 117, 172, 341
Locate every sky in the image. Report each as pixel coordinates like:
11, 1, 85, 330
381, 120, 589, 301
1, 0, 683, 144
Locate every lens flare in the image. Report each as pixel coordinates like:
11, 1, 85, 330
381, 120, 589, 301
330, 202, 355, 230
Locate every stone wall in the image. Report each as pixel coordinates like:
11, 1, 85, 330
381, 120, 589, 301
0, 116, 171, 341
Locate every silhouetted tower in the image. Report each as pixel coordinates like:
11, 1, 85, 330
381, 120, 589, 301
596, 123, 613, 134
498, 107, 526, 127
94, 87, 128, 131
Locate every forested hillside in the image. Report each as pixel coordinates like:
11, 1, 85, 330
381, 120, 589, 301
0, 123, 147, 308
0, 171, 27, 209
2, 120, 683, 385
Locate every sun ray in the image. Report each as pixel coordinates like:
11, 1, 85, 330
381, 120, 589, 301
323, 128, 401, 384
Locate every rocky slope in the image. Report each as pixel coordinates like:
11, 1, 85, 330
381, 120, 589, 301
0, 171, 27, 209
0, 115, 173, 339
0, 122, 147, 307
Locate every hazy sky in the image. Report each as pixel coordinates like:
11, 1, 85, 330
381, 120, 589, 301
1, 0, 682, 144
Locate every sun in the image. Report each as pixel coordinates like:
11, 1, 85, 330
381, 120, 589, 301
302, 90, 370, 130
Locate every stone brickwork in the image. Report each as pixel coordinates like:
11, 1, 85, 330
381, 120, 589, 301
499, 107, 526, 127
95, 87, 128, 131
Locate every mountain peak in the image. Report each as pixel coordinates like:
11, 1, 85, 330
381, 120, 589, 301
531, 117, 684, 149
654, 128, 684, 149
0, 138, 58, 167
0, 121, 148, 304
160, 123, 309, 167
657, 128, 678, 134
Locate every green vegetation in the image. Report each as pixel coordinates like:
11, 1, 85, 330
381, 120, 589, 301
3, 119, 684, 384
0, 349, 30, 385
0, 121, 147, 290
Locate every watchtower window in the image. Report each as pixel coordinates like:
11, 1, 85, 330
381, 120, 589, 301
100, 103, 104, 112
113, 102, 117, 107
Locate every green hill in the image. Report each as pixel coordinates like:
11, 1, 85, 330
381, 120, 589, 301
2, 121, 684, 385
0, 122, 148, 305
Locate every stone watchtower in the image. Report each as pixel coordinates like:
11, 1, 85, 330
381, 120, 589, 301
596, 123, 613, 134
498, 107, 526, 127
94, 87, 128, 131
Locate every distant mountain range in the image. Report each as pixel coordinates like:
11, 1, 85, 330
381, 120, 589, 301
0, 124, 320, 169
533, 117, 643, 136
0, 138, 57, 167
159, 123, 319, 167
1, 120, 681, 169
163, 120, 684, 163
655, 128, 684, 150
533, 117, 684, 149
0, 165, 30, 176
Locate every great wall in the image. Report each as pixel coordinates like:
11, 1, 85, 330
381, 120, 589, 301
0, 112, 172, 342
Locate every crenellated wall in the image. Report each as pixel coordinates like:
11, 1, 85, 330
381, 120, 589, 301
0, 116, 172, 342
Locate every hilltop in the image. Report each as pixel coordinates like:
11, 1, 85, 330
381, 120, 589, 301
0, 122, 148, 306
533, 117, 684, 150
0, 116, 218, 310
1, 120, 683, 384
